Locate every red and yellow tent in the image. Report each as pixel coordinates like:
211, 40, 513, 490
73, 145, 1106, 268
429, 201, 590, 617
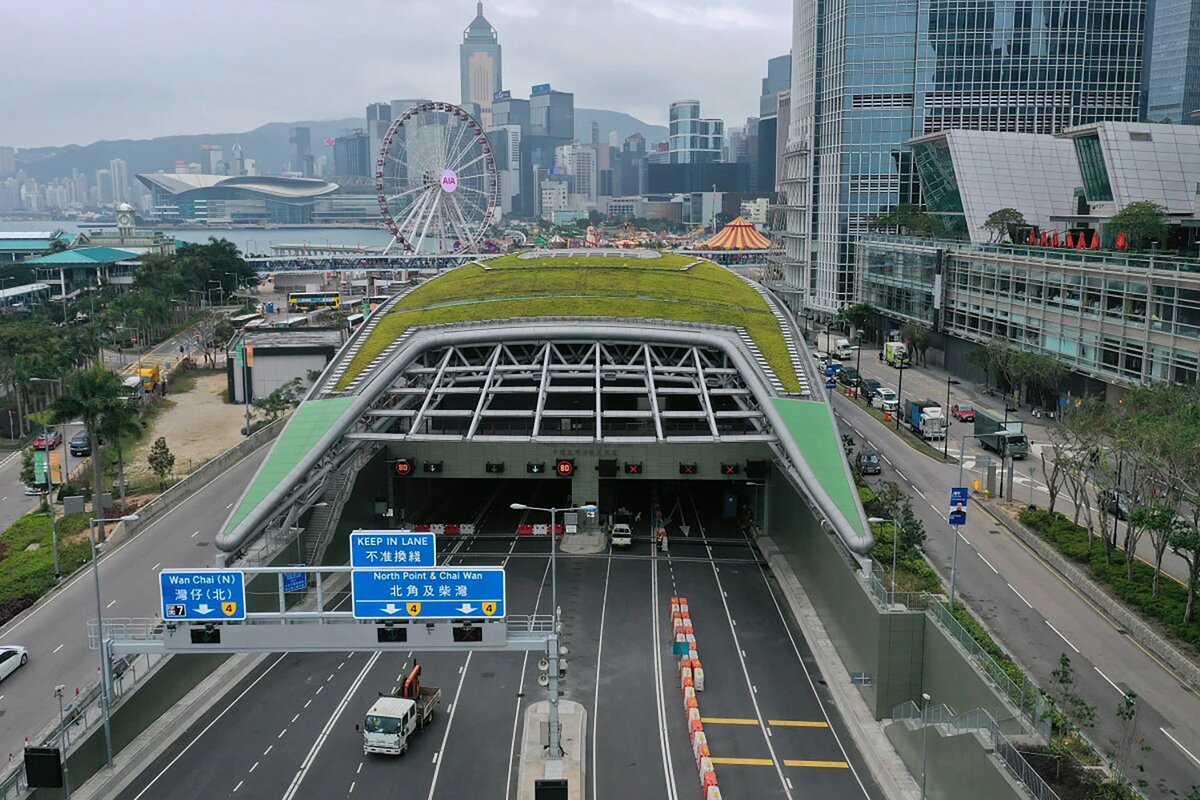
703, 217, 773, 250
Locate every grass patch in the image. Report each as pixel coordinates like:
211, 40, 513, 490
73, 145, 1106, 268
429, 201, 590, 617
1019, 506, 1200, 655
337, 255, 799, 392
0, 512, 92, 626
169, 367, 223, 395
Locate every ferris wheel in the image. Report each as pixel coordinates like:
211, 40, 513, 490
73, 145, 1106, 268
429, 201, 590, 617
376, 102, 498, 256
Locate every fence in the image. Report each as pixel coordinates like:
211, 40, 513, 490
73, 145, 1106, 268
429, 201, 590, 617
892, 700, 1062, 800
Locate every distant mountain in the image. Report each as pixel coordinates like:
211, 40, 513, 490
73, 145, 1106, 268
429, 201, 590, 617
14, 118, 367, 182
574, 109, 667, 146
14, 107, 667, 183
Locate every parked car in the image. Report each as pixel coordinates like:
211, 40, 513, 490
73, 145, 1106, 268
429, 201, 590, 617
951, 403, 976, 422
0, 646, 28, 682
1099, 490, 1131, 520
34, 431, 62, 450
23, 484, 44, 496
838, 366, 861, 387
69, 430, 91, 456
878, 388, 899, 411
855, 451, 882, 475
863, 379, 882, 397
814, 350, 830, 365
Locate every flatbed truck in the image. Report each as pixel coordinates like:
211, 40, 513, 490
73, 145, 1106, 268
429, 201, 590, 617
361, 662, 441, 755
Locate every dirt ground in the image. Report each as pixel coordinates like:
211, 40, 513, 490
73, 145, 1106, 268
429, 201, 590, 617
124, 372, 247, 481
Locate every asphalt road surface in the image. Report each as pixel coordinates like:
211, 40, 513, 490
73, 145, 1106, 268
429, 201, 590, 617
117, 480, 881, 800
832, 355, 1200, 798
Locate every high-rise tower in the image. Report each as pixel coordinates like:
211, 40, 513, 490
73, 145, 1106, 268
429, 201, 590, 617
460, 2, 503, 128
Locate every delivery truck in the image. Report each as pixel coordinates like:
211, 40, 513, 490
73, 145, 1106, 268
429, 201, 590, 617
974, 410, 1029, 459
907, 399, 947, 440
360, 663, 441, 756
884, 341, 910, 368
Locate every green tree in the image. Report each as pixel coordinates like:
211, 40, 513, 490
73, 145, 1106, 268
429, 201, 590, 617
20, 447, 37, 491
866, 204, 937, 236
99, 400, 142, 508
1129, 504, 1178, 592
1169, 523, 1200, 625
1049, 654, 1096, 779
837, 303, 877, 339
900, 322, 932, 366
252, 378, 306, 423
52, 366, 124, 535
148, 437, 176, 490
1109, 201, 1169, 249
982, 208, 1026, 243
965, 347, 991, 388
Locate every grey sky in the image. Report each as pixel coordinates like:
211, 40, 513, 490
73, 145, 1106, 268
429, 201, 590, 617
4, 0, 791, 149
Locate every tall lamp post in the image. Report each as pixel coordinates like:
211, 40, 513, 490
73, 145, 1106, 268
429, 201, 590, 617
895, 360, 906, 430
868, 516, 900, 605
510, 501, 597, 759
89, 512, 140, 770
30, 376, 68, 576
943, 377, 960, 458
54, 684, 72, 800
921, 691, 932, 799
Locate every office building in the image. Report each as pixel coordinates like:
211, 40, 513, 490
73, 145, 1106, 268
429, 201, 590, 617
781, 0, 1147, 316
488, 124, 522, 215
668, 101, 724, 164
1145, 0, 1200, 123
230, 141, 247, 177
493, 93, 529, 130
760, 54, 791, 118
555, 142, 598, 206
758, 54, 792, 194
530, 85, 574, 139
333, 130, 371, 179
290, 127, 314, 177
108, 158, 129, 205
95, 169, 112, 205
389, 99, 427, 120
460, 2, 502, 128
199, 144, 224, 176
646, 161, 749, 194
0, 146, 14, 178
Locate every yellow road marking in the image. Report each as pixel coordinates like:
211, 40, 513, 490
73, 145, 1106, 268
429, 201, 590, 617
701, 717, 759, 725
768, 720, 829, 728
785, 759, 850, 769
710, 757, 775, 766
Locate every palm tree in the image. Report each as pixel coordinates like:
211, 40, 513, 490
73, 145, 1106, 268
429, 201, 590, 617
99, 400, 142, 509
52, 366, 124, 538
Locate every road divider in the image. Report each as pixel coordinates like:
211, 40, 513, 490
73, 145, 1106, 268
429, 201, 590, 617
670, 594, 717, 796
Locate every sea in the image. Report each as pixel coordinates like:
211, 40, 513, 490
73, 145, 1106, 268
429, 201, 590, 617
0, 221, 395, 255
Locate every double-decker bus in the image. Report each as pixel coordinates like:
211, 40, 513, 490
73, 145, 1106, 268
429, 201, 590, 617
287, 291, 342, 312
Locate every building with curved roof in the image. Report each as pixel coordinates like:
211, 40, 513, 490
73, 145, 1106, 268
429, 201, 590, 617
218, 250, 875, 564
136, 173, 340, 224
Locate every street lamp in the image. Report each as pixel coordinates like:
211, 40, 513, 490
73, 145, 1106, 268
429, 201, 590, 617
31, 376, 69, 574
895, 360, 907, 431
54, 685, 72, 800
868, 516, 900, 605
921, 691, 932, 799
509, 501, 597, 759
89, 512, 140, 770
207, 279, 223, 308
943, 377, 960, 458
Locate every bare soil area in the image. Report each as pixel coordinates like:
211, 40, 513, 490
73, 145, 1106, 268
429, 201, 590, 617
124, 372, 245, 480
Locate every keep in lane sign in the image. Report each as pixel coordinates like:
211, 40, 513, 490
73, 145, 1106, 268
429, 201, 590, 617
160, 569, 246, 621
350, 530, 436, 568
351, 567, 505, 620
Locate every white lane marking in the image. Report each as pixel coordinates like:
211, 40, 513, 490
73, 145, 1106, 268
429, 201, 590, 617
249, 762, 258, 773
304, 699, 312, 709
977, 552, 999, 573
1007, 584, 1033, 608
282, 651, 382, 800
106, 600, 116, 609
914, 488, 926, 500
225, 502, 234, 509
650, 548, 680, 800
432, 752, 439, 764
263, 745, 272, 756
191, 530, 199, 538
505, 552, 551, 800
291, 713, 300, 723
233, 780, 243, 793
590, 548, 613, 800
957, 532, 971, 546
278, 729, 287, 739
0, 446, 266, 641
852, 426, 862, 436
132, 654, 288, 800
1094, 666, 1122, 694
895, 469, 908, 481
52, 644, 64, 654
881, 454, 893, 465
153, 563, 161, 571
1045, 621, 1081, 653
425, 651, 473, 800
356, 762, 362, 774
1160, 728, 1200, 768
349, 781, 356, 793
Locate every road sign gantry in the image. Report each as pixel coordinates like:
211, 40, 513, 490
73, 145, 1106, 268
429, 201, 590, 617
159, 569, 246, 621
351, 566, 506, 620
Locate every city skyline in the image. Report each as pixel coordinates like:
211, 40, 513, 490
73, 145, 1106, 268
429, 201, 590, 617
3, 0, 789, 150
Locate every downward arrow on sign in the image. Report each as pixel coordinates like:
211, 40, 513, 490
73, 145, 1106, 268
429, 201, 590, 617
381, 603, 402, 615
456, 604, 477, 615
195, 604, 214, 615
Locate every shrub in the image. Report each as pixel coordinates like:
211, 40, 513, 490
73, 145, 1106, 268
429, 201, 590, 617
0, 512, 92, 626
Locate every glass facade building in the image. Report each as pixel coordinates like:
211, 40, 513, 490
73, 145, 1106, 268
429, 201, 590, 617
668, 101, 725, 164
1145, 0, 1200, 123
782, 0, 1146, 316
460, 2, 502, 129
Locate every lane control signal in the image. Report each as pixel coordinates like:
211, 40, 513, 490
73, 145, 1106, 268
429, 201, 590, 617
423, 461, 443, 473
527, 462, 545, 474
486, 462, 505, 474
395, 458, 414, 477
679, 463, 697, 475
555, 459, 575, 478
624, 462, 642, 475
721, 463, 740, 476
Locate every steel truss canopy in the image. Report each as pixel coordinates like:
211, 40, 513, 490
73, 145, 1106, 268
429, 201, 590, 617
355, 340, 772, 444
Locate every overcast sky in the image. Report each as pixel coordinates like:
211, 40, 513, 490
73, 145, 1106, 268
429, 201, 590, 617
4, 0, 791, 149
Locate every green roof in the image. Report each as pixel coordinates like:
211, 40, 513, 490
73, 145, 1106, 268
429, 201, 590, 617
336, 252, 800, 392
770, 397, 867, 541
224, 397, 358, 534
0, 239, 59, 251
24, 246, 138, 266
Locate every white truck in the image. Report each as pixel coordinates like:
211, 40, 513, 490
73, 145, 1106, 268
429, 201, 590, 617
611, 522, 632, 548
833, 338, 855, 359
360, 663, 441, 756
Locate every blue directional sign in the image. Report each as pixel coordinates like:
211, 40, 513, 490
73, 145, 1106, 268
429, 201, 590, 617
824, 365, 837, 378
351, 567, 506, 620
825, 378, 838, 389
950, 487, 970, 507
282, 568, 308, 593
160, 569, 246, 621
350, 530, 436, 568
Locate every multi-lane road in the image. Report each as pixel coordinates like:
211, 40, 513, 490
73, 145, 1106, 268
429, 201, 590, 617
115, 480, 880, 799
836, 353, 1200, 797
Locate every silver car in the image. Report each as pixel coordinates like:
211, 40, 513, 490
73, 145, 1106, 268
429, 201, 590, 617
0, 646, 28, 682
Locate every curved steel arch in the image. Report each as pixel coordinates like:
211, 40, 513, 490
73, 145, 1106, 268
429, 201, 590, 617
217, 322, 872, 555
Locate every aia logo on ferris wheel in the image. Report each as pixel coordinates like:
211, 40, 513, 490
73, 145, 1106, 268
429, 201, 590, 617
440, 170, 459, 193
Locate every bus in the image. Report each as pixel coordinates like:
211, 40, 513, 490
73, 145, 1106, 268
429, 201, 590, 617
229, 312, 265, 330
275, 316, 309, 328
366, 295, 393, 311
345, 313, 365, 330
287, 291, 342, 312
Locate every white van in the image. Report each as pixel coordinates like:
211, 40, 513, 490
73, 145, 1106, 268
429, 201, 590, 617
611, 523, 632, 548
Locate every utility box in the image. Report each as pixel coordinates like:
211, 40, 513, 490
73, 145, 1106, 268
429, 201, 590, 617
535, 779, 568, 800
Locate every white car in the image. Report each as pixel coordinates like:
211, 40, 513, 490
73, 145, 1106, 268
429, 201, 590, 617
0, 646, 28, 681
878, 388, 899, 411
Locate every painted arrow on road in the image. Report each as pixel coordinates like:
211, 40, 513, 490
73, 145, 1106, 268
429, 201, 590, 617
679, 525, 691, 537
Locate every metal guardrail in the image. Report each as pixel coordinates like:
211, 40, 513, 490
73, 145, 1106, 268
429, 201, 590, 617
892, 700, 1062, 800
0, 650, 171, 799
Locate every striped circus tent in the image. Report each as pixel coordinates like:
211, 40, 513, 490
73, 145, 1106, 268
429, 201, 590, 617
703, 217, 773, 250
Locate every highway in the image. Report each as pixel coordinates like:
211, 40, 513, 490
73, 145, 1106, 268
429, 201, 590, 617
116, 479, 881, 799
0, 447, 268, 766
835, 354, 1200, 797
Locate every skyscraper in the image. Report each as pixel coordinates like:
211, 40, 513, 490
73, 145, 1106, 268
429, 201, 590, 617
460, 2, 502, 128
0, 146, 14, 178
1145, 0, 1200, 123
109, 158, 129, 204
290, 127, 314, 177
530, 85, 573, 139
334, 130, 372, 178
668, 101, 724, 164
780, 0, 1146, 314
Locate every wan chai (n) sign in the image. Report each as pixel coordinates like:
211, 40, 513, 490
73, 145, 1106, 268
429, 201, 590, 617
351, 567, 506, 620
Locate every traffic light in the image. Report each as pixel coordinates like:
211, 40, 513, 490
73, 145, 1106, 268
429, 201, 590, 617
486, 462, 505, 474
679, 463, 697, 475
527, 462, 545, 474
452, 624, 482, 642
423, 461, 444, 474
190, 624, 221, 644
597, 458, 618, 478
555, 459, 575, 478
721, 463, 740, 476
624, 462, 642, 475
395, 458, 414, 477
377, 625, 408, 643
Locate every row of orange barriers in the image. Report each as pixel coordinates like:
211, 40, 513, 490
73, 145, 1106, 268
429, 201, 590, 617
671, 596, 720, 799
410, 523, 476, 536
515, 523, 566, 536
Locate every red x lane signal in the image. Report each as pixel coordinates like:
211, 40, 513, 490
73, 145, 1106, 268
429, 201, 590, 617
721, 463, 740, 476
625, 462, 642, 475
679, 463, 697, 475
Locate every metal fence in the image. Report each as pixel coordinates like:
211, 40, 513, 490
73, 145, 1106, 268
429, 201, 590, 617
893, 700, 1062, 800
0, 650, 171, 800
